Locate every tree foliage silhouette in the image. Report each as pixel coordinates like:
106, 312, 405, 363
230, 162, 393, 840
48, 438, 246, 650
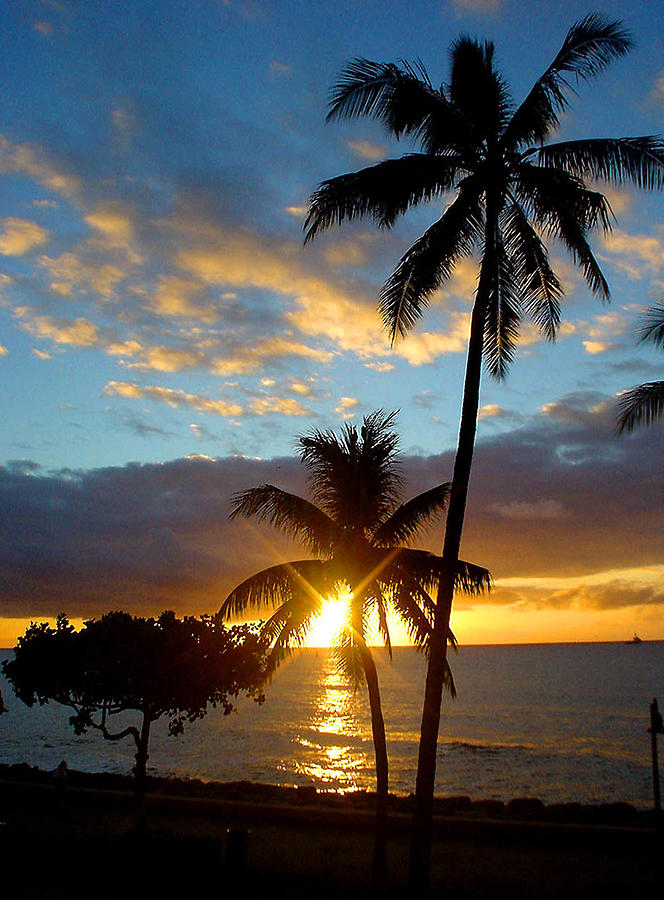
305, 15, 664, 887
3, 611, 267, 802
220, 411, 489, 884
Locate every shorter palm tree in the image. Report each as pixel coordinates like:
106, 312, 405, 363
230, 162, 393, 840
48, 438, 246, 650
617, 304, 664, 432
220, 411, 489, 884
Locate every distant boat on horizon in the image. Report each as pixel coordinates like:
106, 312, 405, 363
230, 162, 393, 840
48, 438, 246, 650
625, 633, 643, 644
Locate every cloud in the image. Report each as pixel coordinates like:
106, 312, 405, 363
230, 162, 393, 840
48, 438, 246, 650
0, 378, 662, 626
249, 396, 311, 416
335, 396, 359, 418
34, 20, 54, 36
451, 0, 501, 14
583, 340, 613, 355
0, 346, 8, 356
268, 60, 291, 79
0, 218, 50, 256
2, 391, 661, 621
364, 361, 395, 373
15, 309, 100, 347
490, 499, 566, 520
103, 381, 244, 417
32, 348, 52, 360
0, 135, 81, 198
479, 403, 504, 419
346, 140, 385, 161
651, 71, 664, 102
601, 228, 664, 279
145, 275, 215, 321
40, 250, 127, 297
288, 381, 313, 396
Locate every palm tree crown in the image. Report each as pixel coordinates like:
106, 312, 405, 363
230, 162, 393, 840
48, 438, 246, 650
617, 304, 664, 432
305, 15, 664, 378
221, 410, 488, 676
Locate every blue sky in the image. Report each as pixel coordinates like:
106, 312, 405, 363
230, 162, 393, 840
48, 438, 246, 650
1, 0, 664, 644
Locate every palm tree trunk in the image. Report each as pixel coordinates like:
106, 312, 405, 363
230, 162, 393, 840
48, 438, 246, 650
359, 639, 389, 888
409, 210, 496, 889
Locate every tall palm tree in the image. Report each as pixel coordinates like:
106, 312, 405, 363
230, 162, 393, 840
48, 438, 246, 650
617, 304, 664, 432
220, 411, 489, 885
304, 15, 664, 888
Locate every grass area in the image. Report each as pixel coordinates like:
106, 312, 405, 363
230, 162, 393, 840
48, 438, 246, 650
0, 769, 660, 899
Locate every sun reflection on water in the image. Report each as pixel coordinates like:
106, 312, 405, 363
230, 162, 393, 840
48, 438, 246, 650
293, 653, 369, 793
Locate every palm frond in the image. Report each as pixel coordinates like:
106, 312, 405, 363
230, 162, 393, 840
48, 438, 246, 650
502, 199, 563, 341
379, 182, 483, 342
331, 627, 365, 690
505, 15, 631, 146
305, 157, 454, 243
384, 548, 491, 598
389, 578, 434, 648
515, 164, 610, 299
299, 411, 403, 530
482, 233, 522, 380
535, 137, 664, 191
616, 381, 664, 433
639, 304, 664, 347
305, 154, 463, 241
454, 560, 492, 596
373, 482, 450, 546
221, 559, 331, 618
449, 37, 512, 144
326, 57, 461, 144
230, 485, 338, 555
261, 600, 322, 673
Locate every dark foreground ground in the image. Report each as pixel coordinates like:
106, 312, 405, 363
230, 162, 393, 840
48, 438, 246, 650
0, 766, 660, 899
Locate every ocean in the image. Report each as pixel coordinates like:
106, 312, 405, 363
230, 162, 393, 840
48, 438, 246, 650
1, 642, 662, 808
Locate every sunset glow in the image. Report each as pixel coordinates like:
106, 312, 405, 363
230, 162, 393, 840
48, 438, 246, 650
0, 4, 663, 644
307, 593, 350, 648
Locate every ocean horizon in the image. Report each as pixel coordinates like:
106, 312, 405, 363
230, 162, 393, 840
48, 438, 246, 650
2, 641, 662, 808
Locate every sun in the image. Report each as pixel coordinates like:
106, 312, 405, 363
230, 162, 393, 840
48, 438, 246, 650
307, 592, 350, 647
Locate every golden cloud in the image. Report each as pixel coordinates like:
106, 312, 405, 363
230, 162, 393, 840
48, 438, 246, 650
40, 250, 126, 297
335, 396, 359, 418
15, 309, 100, 347
478, 403, 504, 419
85, 204, 135, 246
249, 396, 311, 416
103, 381, 244, 416
602, 228, 664, 278
583, 340, 612, 355
346, 140, 385, 161
0, 135, 80, 198
0, 218, 50, 255
124, 345, 203, 372
146, 275, 216, 321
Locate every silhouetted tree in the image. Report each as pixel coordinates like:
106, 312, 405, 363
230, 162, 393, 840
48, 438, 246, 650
221, 411, 489, 885
617, 304, 664, 432
305, 16, 664, 887
2, 611, 267, 802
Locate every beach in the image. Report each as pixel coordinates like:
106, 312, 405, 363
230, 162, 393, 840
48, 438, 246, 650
1, 765, 659, 899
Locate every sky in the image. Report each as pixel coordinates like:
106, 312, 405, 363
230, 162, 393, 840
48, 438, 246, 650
1, 0, 664, 646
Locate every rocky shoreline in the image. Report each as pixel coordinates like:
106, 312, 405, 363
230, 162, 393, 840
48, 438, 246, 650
1, 761, 655, 827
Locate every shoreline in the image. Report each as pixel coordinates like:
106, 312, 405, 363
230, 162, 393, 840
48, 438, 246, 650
1, 761, 656, 827
1, 763, 660, 899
